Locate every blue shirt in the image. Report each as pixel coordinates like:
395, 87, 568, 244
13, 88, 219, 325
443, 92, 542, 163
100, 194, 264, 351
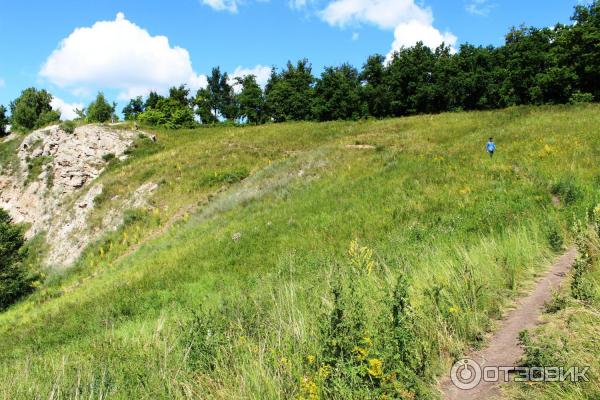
486, 141, 496, 152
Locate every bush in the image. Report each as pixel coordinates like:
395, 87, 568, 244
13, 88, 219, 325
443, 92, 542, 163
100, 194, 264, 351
547, 228, 564, 252
138, 110, 167, 126
36, 110, 61, 128
0, 209, 33, 310
571, 256, 594, 302
59, 120, 76, 134
550, 178, 582, 206
569, 91, 594, 104
0, 105, 9, 137
102, 153, 116, 162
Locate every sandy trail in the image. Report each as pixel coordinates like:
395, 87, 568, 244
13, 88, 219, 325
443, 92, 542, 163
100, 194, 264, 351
438, 247, 577, 400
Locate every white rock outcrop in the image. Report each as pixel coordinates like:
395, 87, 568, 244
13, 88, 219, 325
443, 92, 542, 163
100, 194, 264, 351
0, 124, 156, 268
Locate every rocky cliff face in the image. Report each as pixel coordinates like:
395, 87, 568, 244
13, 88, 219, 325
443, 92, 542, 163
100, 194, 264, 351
0, 124, 155, 268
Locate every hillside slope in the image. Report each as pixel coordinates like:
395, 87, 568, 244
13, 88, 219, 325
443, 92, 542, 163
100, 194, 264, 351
0, 105, 599, 399
0, 124, 156, 267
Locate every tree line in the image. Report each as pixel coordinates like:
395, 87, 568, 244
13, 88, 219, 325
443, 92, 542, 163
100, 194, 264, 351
123, 1, 600, 127
0, 1, 598, 135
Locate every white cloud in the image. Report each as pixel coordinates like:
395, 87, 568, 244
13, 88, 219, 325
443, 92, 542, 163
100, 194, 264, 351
230, 65, 272, 87
390, 20, 457, 54
289, 0, 307, 10
201, 0, 239, 13
320, 0, 431, 30
40, 12, 207, 100
0, 78, 5, 88
51, 97, 84, 120
465, 0, 494, 17
201, 0, 271, 13
316, 0, 457, 57
352, 32, 360, 40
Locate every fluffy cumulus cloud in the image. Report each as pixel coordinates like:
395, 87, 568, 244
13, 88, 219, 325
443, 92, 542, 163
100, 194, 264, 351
40, 12, 207, 100
51, 97, 84, 121
317, 0, 456, 57
390, 20, 457, 53
231, 65, 272, 86
320, 0, 430, 29
228, 65, 272, 93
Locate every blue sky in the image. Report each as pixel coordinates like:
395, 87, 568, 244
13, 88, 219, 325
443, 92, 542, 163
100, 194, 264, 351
0, 0, 587, 119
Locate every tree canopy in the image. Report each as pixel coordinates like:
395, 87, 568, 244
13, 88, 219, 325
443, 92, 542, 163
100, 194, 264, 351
0, 209, 32, 311
9, 88, 60, 131
5, 1, 599, 130
86, 92, 116, 123
0, 105, 9, 136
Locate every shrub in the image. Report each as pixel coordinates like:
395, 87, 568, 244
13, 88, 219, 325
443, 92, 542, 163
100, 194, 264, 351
550, 178, 582, 206
569, 91, 594, 104
544, 291, 568, 313
59, 120, 76, 134
102, 153, 116, 162
36, 110, 61, 128
0, 209, 33, 310
571, 256, 594, 302
138, 110, 167, 126
0, 105, 9, 137
547, 228, 564, 252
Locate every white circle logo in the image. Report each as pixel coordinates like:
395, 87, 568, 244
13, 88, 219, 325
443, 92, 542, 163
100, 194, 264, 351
450, 358, 482, 390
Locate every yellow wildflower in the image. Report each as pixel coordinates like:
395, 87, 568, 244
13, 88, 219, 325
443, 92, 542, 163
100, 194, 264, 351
353, 346, 369, 361
299, 376, 319, 400
367, 358, 383, 377
348, 239, 376, 274
319, 364, 332, 379
306, 355, 316, 364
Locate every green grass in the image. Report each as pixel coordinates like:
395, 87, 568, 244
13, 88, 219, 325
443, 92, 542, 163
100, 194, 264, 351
503, 222, 600, 400
25, 155, 53, 186
0, 104, 599, 399
0, 135, 23, 174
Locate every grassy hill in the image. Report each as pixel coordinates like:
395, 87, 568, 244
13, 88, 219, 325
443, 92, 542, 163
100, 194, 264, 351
1, 104, 599, 399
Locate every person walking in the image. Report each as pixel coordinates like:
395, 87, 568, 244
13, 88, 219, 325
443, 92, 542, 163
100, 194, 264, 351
486, 137, 496, 158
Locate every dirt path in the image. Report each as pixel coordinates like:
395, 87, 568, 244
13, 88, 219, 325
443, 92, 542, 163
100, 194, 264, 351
438, 247, 577, 400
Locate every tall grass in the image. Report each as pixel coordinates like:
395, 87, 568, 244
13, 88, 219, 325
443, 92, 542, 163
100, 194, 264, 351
0, 104, 599, 398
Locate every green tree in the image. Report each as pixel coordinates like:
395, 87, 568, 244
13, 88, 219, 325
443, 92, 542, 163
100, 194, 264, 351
122, 96, 144, 121
138, 86, 196, 129
0, 105, 9, 136
86, 92, 115, 123
265, 59, 314, 122
236, 75, 265, 124
169, 85, 191, 108
360, 54, 391, 118
0, 209, 32, 311
386, 42, 437, 115
194, 88, 218, 124
9, 88, 60, 131
145, 91, 163, 110
313, 64, 364, 121
194, 68, 237, 123
564, 1, 600, 99
502, 26, 564, 105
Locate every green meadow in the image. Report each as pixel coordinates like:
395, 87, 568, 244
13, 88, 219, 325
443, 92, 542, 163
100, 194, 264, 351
1, 104, 599, 399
